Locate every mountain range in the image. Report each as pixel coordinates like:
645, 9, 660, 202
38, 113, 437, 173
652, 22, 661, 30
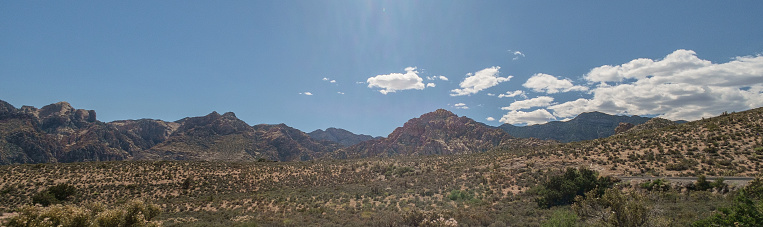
0, 100, 343, 164
499, 111, 673, 143
0, 99, 691, 165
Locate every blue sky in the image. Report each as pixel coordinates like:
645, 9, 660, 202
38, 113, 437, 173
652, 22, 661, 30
2, 1, 762, 137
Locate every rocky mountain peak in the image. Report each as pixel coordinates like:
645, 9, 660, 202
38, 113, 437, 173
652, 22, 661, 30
334, 109, 545, 158
0, 100, 16, 115
175, 111, 250, 137
419, 109, 457, 121
38, 102, 74, 118
222, 112, 237, 118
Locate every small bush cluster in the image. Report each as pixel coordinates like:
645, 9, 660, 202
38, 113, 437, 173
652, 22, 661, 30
4, 199, 161, 227
693, 175, 763, 226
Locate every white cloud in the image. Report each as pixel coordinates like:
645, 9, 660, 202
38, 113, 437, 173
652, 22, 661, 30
499, 109, 556, 125
450, 66, 511, 96
501, 96, 554, 111
330, 80, 336, 83
509, 50, 525, 60
548, 49, 763, 122
322, 78, 329, 81
337, 92, 345, 95
367, 67, 426, 94
454, 103, 469, 109
487, 93, 496, 96
523, 73, 588, 94
486, 117, 495, 121
299, 92, 313, 96
427, 83, 436, 88
585, 49, 712, 83
426, 75, 449, 81
498, 90, 526, 98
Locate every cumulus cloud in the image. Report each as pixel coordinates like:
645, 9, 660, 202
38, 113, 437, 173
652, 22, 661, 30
299, 92, 313, 96
427, 83, 436, 88
330, 80, 336, 83
498, 90, 527, 98
337, 92, 345, 95
454, 103, 469, 109
548, 49, 763, 121
322, 78, 329, 81
499, 109, 556, 125
486, 117, 495, 121
523, 73, 588, 94
501, 96, 554, 111
584, 49, 712, 83
367, 67, 426, 94
450, 66, 511, 96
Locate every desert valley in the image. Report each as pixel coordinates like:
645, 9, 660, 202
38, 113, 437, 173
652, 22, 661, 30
1, 99, 762, 226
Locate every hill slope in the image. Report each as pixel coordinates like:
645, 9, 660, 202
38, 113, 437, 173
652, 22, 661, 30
516, 107, 763, 177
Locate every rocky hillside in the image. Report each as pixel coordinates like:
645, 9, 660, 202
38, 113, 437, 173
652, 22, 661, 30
499, 111, 653, 142
333, 109, 552, 159
0, 100, 147, 164
308, 127, 379, 146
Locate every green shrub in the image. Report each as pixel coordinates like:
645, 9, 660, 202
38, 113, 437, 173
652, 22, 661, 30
640, 178, 670, 191
48, 183, 77, 201
541, 209, 578, 227
447, 190, 474, 201
693, 190, 763, 226
31, 183, 77, 206
31, 191, 59, 206
535, 167, 614, 208
694, 175, 712, 191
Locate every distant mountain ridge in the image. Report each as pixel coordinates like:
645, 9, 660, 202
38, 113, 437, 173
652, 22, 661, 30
308, 128, 380, 147
499, 111, 654, 142
2, 99, 702, 165
3, 100, 550, 164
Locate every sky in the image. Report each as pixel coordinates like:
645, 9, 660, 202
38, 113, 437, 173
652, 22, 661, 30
2, 1, 762, 137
